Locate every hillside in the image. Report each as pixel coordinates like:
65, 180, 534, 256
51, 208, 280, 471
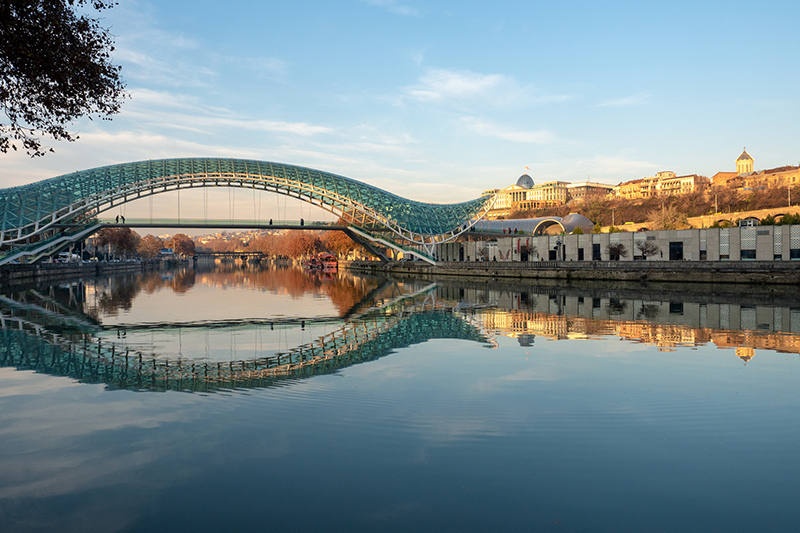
510, 186, 799, 228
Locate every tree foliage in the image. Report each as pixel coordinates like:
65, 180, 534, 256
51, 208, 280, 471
648, 203, 689, 230
282, 231, 322, 258
95, 227, 139, 257
0, 0, 126, 156
169, 233, 196, 257
137, 234, 164, 259
321, 230, 365, 258
761, 213, 800, 226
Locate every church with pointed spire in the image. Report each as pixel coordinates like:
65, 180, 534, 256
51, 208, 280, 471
736, 148, 754, 175
713, 148, 800, 192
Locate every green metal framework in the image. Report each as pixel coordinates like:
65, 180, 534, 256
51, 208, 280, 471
0, 284, 493, 393
0, 158, 495, 249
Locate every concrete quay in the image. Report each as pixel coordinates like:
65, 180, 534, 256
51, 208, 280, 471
0, 261, 154, 287
346, 259, 800, 285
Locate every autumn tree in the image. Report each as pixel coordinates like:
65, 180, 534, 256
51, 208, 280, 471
169, 233, 196, 258
249, 233, 279, 255
95, 227, 139, 258
283, 231, 322, 258
0, 1, 126, 156
137, 234, 164, 259
321, 230, 366, 258
648, 203, 689, 230
575, 193, 611, 226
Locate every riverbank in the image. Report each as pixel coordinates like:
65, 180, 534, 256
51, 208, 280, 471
0, 260, 162, 287
345, 259, 800, 285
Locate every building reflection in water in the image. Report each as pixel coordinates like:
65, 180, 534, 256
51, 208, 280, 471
2, 268, 800, 394
438, 282, 800, 360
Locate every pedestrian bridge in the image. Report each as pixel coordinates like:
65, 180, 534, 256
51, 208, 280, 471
0, 158, 495, 264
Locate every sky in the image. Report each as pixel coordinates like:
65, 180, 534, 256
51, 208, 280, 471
2, 0, 799, 220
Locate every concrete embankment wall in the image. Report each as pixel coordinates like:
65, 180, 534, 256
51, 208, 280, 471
0, 261, 155, 287
346, 260, 800, 285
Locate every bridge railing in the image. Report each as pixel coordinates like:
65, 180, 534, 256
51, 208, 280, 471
0, 222, 102, 266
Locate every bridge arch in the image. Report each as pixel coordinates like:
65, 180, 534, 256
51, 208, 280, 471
0, 158, 495, 248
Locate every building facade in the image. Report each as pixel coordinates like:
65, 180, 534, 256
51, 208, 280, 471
437, 225, 800, 263
613, 171, 709, 200
566, 181, 615, 202
485, 174, 570, 219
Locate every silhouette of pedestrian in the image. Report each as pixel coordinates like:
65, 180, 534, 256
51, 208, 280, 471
300, 218, 304, 226
120, 215, 125, 224
115, 215, 119, 223
269, 218, 273, 225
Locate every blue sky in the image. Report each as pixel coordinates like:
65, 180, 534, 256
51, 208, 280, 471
3, 0, 799, 219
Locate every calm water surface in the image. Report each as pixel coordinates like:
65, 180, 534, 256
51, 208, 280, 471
1, 264, 800, 532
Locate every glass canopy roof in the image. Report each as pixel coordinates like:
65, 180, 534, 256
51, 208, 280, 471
0, 158, 493, 241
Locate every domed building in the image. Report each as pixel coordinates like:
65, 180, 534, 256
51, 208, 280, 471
516, 174, 534, 189
484, 171, 569, 219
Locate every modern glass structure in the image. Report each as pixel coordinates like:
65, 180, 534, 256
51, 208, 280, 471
0, 158, 496, 262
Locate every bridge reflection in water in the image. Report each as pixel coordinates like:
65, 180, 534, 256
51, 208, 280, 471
3, 272, 800, 393
0, 285, 494, 393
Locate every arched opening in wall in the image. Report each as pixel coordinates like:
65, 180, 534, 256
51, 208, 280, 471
714, 219, 734, 228
533, 219, 565, 236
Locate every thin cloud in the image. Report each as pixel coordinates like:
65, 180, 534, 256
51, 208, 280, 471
406, 68, 512, 103
210, 54, 287, 79
532, 155, 661, 183
598, 92, 651, 107
461, 117, 556, 144
404, 68, 570, 107
122, 88, 333, 137
115, 47, 217, 88
363, 0, 420, 16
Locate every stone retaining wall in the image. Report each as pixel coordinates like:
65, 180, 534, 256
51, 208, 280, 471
346, 260, 800, 285
0, 261, 153, 287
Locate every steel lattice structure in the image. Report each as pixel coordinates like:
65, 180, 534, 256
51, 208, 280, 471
0, 158, 495, 249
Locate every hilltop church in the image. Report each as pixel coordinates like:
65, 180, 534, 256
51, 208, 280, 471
713, 148, 800, 192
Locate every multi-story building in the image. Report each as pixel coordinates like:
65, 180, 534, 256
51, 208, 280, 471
485, 174, 569, 219
613, 171, 709, 200
566, 181, 614, 202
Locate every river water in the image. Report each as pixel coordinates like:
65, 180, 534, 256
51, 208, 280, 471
2, 264, 800, 532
